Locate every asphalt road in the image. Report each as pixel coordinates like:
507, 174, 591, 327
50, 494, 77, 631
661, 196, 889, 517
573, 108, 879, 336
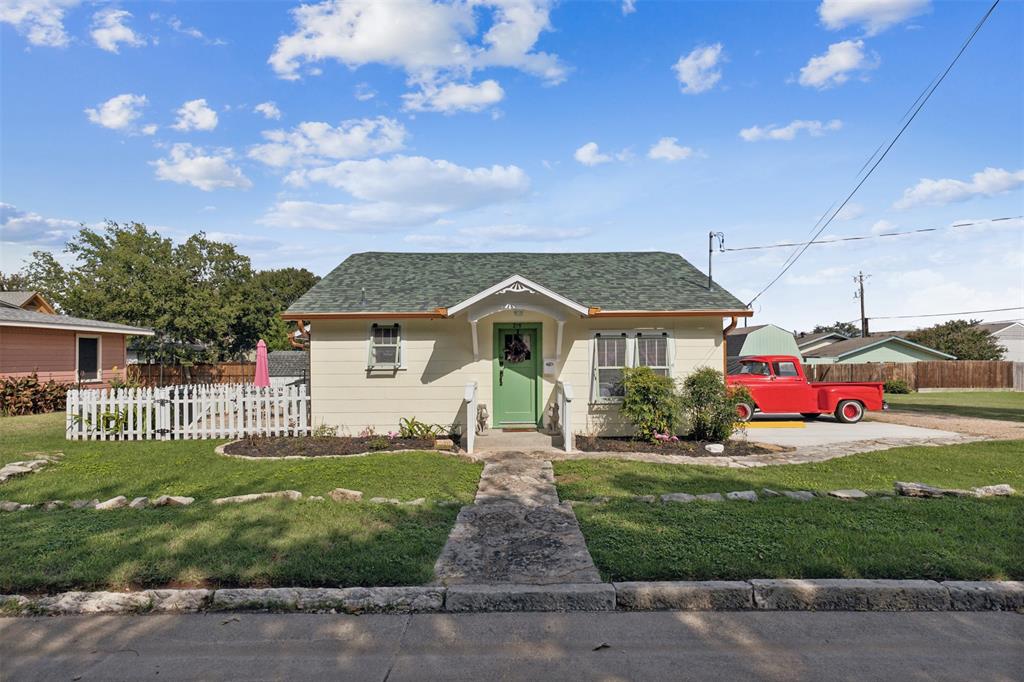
3, 611, 1022, 681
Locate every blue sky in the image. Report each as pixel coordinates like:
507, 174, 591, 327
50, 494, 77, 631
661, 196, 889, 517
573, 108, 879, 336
2, 0, 1022, 331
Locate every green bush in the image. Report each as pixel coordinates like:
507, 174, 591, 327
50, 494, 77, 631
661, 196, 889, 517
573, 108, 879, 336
884, 378, 912, 394
620, 366, 682, 442
0, 373, 70, 416
680, 367, 750, 442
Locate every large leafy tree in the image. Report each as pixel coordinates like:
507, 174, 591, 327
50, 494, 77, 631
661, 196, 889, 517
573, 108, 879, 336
906, 319, 1005, 361
810, 321, 859, 337
17, 221, 316, 362
0, 271, 32, 291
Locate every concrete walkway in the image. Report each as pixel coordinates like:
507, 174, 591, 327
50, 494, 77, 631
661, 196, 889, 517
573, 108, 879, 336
433, 452, 601, 585
4, 611, 1021, 681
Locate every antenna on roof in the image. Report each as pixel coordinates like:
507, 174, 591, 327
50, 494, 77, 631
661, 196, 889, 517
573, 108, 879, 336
360, 287, 366, 305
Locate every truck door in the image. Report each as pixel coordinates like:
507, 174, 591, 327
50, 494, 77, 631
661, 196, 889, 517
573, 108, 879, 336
765, 359, 817, 412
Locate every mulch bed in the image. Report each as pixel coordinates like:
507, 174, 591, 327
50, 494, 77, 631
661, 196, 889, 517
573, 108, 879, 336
222, 436, 438, 458
574, 436, 778, 457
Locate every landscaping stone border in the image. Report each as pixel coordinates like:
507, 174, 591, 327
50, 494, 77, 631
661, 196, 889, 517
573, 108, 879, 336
214, 440, 474, 462
3, 581, 1020, 617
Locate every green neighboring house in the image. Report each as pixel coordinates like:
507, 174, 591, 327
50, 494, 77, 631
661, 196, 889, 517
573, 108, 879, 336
726, 323, 801, 372
802, 335, 955, 365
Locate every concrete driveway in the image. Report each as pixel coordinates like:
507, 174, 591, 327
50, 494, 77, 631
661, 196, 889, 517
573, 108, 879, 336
735, 414, 965, 449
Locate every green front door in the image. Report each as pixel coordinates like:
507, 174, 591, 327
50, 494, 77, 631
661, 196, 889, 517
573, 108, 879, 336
493, 324, 540, 427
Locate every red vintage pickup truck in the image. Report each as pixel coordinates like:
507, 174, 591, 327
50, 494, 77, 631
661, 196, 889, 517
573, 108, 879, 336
726, 355, 887, 424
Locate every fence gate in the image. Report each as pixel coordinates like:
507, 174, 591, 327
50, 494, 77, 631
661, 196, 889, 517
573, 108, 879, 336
66, 384, 310, 441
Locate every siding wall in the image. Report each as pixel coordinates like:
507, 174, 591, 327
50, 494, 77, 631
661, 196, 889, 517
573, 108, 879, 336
310, 314, 724, 436
0, 327, 127, 385
994, 326, 1024, 363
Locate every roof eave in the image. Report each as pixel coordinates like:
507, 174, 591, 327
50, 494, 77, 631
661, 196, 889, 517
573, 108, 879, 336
0, 320, 155, 336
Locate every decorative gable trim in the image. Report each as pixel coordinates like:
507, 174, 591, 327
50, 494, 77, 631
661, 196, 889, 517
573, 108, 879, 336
445, 274, 590, 317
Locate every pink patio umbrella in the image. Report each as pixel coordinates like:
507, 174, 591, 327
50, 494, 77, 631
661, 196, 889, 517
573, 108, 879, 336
254, 339, 270, 387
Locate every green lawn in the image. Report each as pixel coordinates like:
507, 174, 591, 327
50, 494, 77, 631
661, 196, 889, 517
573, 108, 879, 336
0, 413, 482, 593
556, 441, 1024, 582
885, 391, 1024, 422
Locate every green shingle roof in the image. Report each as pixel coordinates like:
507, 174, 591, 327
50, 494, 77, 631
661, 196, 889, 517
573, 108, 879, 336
287, 252, 747, 314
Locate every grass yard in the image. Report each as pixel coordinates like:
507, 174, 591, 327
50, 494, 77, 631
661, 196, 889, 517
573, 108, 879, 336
556, 441, 1024, 582
0, 413, 482, 593
885, 391, 1024, 422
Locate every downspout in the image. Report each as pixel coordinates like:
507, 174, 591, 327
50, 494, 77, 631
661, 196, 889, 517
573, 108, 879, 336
722, 315, 738, 375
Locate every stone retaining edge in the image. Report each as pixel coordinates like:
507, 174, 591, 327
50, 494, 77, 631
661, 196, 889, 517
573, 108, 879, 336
2, 581, 1021, 616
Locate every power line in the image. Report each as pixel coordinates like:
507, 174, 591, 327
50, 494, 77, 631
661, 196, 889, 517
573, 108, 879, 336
721, 216, 1021, 252
744, 0, 1002, 308
855, 306, 1024, 322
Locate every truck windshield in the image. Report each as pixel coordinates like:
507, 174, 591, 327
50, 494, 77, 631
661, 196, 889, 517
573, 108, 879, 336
738, 361, 770, 375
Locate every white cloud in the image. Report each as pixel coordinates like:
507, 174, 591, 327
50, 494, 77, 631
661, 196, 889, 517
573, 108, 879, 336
0, 203, 79, 244
574, 142, 611, 166
672, 43, 724, 94
90, 7, 146, 53
168, 16, 226, 45
403, 79, 505, 113
254, 101, 282, 120
647, 137, 693, 162
248, 117, 407, 168
834, 202, 865, 221
152, 144, 252, 191
622, 0, 637, 15
354, 83, 376, 101
799, 40, 877, 89
740, 119, 843, 141
261, 155, 529, 230
84, 93, 153, 134
786, 265, 851, 286
0, 0, 80, 48
819, 0, 930, 36
267, 0, 565, 113
894, 167, 1024, 209
172, 98, 219, 131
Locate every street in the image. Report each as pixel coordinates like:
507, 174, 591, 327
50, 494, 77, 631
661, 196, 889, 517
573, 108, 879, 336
2, 611, 1021, 681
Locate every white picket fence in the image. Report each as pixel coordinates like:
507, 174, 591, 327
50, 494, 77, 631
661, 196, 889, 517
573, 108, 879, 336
66, 384, 310, 441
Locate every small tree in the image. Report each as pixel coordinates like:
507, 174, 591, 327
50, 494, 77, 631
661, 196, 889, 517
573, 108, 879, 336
810, 321, 859, 337
680, 367, 750, 442
620, 366, 682, 442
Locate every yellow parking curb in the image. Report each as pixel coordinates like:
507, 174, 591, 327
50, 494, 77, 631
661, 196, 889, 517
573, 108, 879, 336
741, 421, 806, 429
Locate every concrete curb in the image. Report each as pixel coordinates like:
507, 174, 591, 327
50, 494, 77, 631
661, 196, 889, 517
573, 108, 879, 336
2, 581, 1021, 616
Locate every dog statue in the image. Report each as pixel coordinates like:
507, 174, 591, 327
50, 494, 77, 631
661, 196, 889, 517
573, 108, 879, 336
476, 403, 489, 435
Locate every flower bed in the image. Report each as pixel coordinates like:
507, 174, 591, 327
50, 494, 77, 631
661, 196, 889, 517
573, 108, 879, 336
222, 436, 437, 458
574, 435, 776, 457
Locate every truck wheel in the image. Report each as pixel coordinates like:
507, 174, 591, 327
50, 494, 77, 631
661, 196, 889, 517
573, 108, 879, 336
735, 402, 755, 422
801, 413, 821, 420
834, 400, 864, 424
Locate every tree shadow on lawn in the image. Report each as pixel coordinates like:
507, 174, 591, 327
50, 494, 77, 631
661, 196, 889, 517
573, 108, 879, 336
892, 403, 1024, 422
0, 501, 459, 594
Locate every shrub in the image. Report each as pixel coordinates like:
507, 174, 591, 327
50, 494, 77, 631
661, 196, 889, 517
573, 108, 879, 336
398, 417, 450, 439
367, 435, 392, 450
0, 373, 70, 416
312, 423, 338, 438
884, 378, 912, 394
680, 367, 750, 442
620, 366, 682, 442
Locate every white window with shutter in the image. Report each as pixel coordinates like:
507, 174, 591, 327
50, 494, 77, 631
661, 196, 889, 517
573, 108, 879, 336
368, 323, 402, 369
591, 330, 673, 402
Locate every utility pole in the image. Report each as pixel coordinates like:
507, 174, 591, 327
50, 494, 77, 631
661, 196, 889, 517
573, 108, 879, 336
708, 231, 725, 291
854, 271, 871, 337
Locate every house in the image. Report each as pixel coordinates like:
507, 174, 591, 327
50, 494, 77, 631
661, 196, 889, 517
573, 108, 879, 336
268, 350, 308, 388
283, 252, 750, 436
0, 292, 153, 386
802, 335, 955, 365
726, 324, 802, 372
978, 321, 1024, 362
794, 330, 850, 354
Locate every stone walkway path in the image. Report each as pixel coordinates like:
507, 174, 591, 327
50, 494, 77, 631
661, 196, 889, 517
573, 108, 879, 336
433, 453, 601, 586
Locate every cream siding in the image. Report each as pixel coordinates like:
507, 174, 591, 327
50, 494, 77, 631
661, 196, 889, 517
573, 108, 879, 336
310, 313, 724, 436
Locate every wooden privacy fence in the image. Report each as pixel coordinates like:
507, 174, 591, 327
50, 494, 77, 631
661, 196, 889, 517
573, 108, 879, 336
66, 384, 309, 441
805, 361, 1022, 391
127, 362, 255, 387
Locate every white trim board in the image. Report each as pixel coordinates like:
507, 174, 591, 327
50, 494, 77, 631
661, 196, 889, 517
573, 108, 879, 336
446, 275, 590, 317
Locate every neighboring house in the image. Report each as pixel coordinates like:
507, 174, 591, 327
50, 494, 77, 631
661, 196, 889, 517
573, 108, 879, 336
0, 293, 153, 385
726, 324, 802, 372
794, 331, 850, 354
978, 321, 1024, 362
0, 290, 55, 314
268, 350, 308, 388
283, 252, 750, 435
802, 335, 955, 365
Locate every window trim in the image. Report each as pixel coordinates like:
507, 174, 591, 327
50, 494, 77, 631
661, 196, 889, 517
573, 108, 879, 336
590, 329, 674, 403
75, 334, 102, 384
366, 323, 405, 370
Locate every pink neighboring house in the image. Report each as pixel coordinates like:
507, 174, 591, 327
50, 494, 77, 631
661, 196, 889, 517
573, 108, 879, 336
0, 291, 154, 386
